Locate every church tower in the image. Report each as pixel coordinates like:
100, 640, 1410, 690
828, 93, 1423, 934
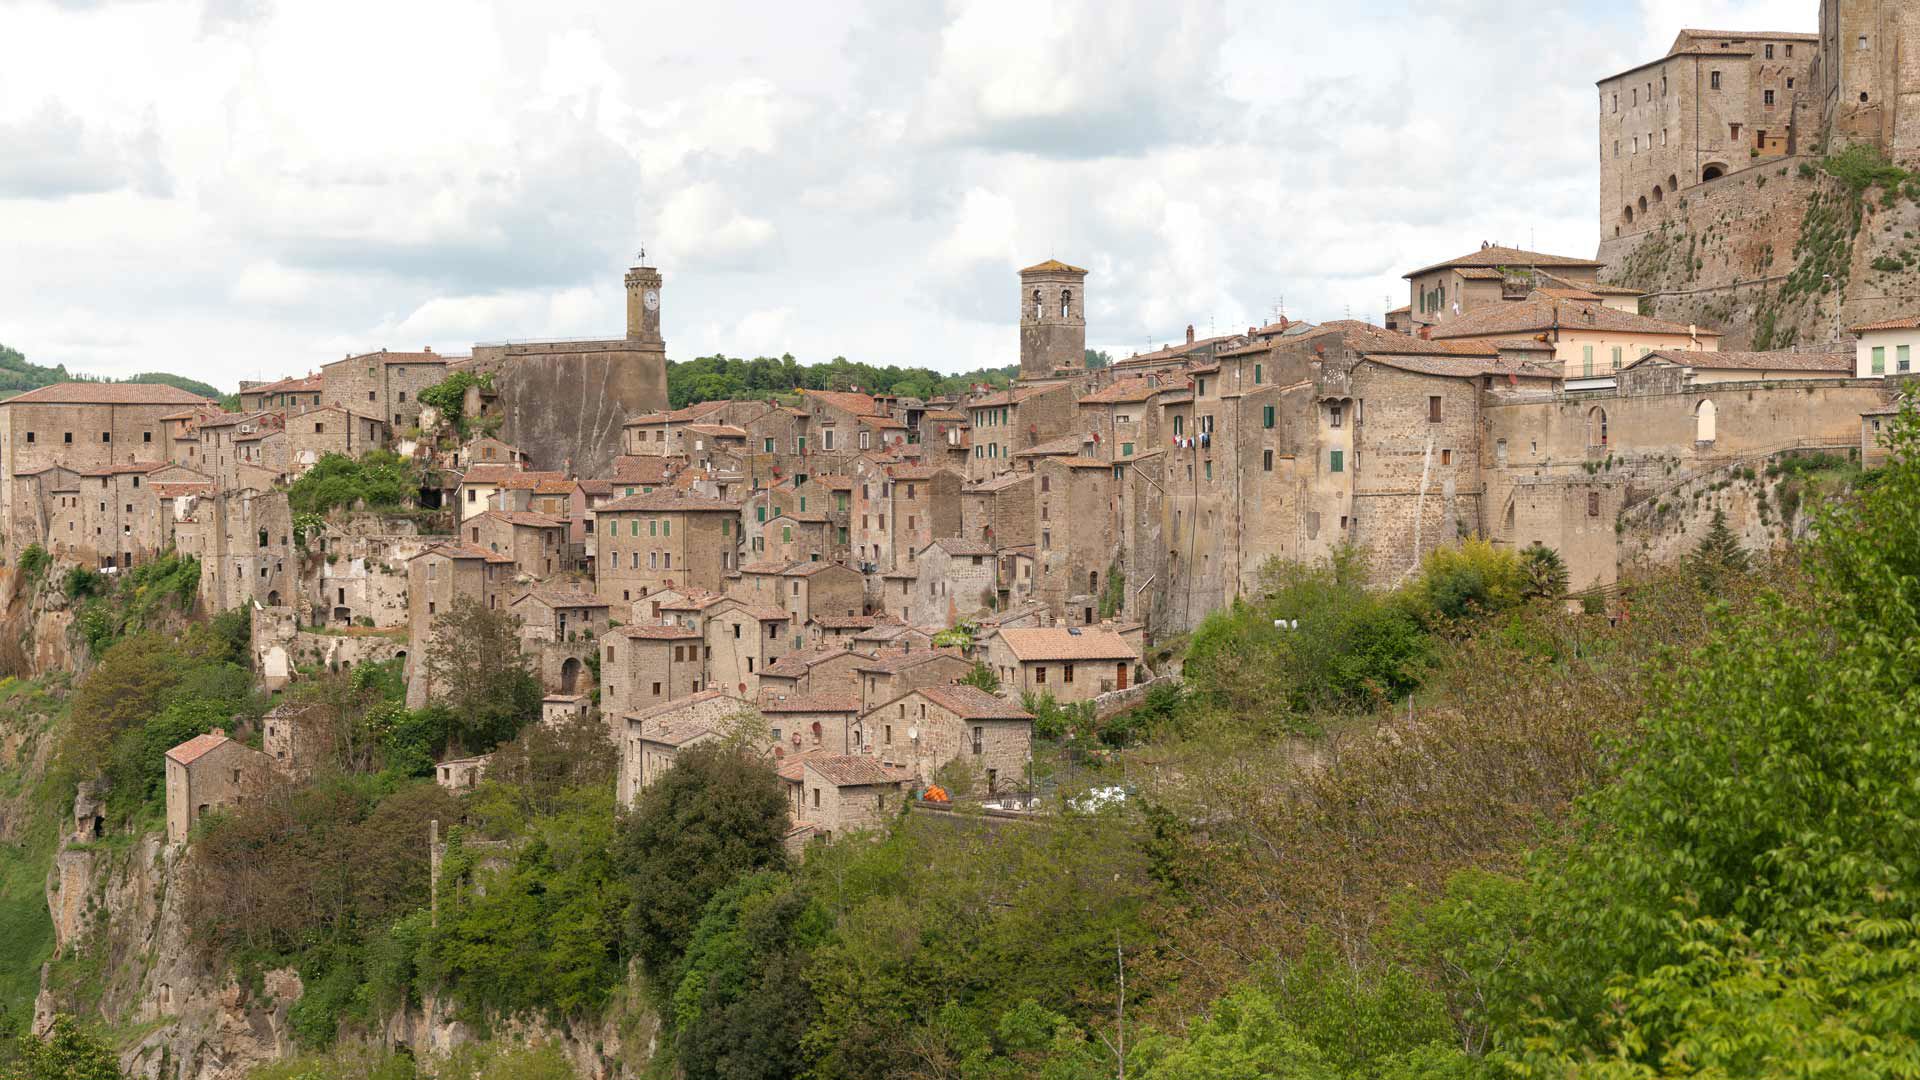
1018, 259, 1088, 379
625, 262, 663, 343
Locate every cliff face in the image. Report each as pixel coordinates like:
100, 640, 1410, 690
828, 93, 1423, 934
1600, 155, 1920, 350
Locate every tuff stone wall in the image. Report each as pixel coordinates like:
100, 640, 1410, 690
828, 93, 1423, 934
471, 340, 668, 477
1601, 157, 1920, 350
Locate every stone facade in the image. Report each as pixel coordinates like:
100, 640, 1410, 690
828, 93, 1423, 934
163, 732, 277, 845
1018, 259, 1088, 378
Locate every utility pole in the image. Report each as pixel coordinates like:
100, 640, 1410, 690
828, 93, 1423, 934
1098, 934, 1127, 1079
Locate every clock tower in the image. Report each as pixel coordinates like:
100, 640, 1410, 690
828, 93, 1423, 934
624, 261, 663, 344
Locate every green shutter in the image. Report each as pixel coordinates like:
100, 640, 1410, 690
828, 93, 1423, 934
757, 506, 767, 522
1262, 405, 1275, 429
1873, 346, 1887, 374
1899, 345, 1911, 372
1121, 442, 1134, 457
1330, 450, 1344, 473
1254, 364, 1263, 384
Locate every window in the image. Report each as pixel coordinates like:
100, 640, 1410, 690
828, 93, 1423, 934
1203, 460, 1212, 481
1062, 663, 1074, 684
1612, 346, 1623, 370
64, 432, 72, 444
1764, 90, 1775, 106
1583, 345, 1595, 377
1788, 77, 1795, 88
1900, 345, 1911, 373
1858, 35, 1868, 51
1588, 492, 1600, 517
1765, 43, 1774, 58
23, 432, 31, 443
1263, 449, 1273, 472
1785, 44, 1793, 57
1121, 442, 1134, 457
972, 727, 983, 755
1329, 404, 1342, 428
1329, 450, 1344, 473
1873, 346, 1887, 375
1263, 405, 1276, 429
1253, 363, 1263, 384
1710, 70, 1722, 90
1035, 666, 1047, 684
1173, 415, 1185, 436
143, 430, 152, 443
1427, 396, 1442, 423
1440, 449, 1452, 466
1612, 93, 1618, 113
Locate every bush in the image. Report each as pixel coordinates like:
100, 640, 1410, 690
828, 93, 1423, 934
417, 371, 491, 440
1409, 540, 1525, 624
14, 544, 49, 585
288, 451, 421, 517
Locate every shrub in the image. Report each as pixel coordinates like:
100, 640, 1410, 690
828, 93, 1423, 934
14, 544, 49, 585
1409, 540, 1525, 624
287, 451, 421, 517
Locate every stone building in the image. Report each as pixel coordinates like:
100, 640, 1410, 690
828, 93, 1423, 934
1401, 246, 1610, 332
0, 382, 214, 551
982, 627, 1140, 703
616, 689, 752, 808
858, 684, 1033, 791
320, 348, 449, 432
403, 542, 518, 706
849, 461, 964, 574
1598, 29, 1820, 241
509, 587, 610, 694
600, 623, 707, 719
262, 703, 332, 778
164, 730, 277, 845
960, 472, 1035, 548
284, 407, 387, 473
780, 755, 911, 843
966, 384, 1077, 480
756, 645, 874, 705
1430, 298, 1721, 381
1813, 0, 1920, 154
693, 595, 793, 699
762, 694, 863, 758
593, 492, 742, 604
465, 510, 567, 580
907, 538, 996, 627
853, 648, 972, 711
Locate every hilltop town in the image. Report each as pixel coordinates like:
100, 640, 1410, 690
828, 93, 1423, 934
4, 9, 1918, 849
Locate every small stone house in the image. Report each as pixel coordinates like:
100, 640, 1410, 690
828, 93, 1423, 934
853, 647, 972, 711
982, 626, 1141, 703
909, 538, 997, 627
779, 754, 912, 842
434, 754, 490, 792
761, 693, 863, 758
857, 684, 1033, 791
164, 731, 277, 845
600, 623, 707, 719
617, 689, 753, 807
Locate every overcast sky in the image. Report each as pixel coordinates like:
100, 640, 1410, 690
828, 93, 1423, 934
0, 0, 1815, 390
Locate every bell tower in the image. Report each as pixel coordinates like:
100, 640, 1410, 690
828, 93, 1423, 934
1018, 259, 1088, 379
625, 260, 663, 344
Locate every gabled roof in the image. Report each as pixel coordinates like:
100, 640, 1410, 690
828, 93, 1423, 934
964, 472, 1032, 493
995, 627, 1139, 662
804, 755, 910, 787
3, 382, 217, 407
920, 537, 995, 557
325, 348, 446, 367
475, 509, 566, 529
853, 647, 965, 674
912, 684, 1035, 721
760, 693, 862, 714
969, 384, 1066, 409
1015, 432, 1093, 458
783, 560, 856, 578
625, 399, 736, 426
1403, 246, 1605, 279
808, 614, 899, 630
1077, 377, 1165, 404
1428, 299, 1719, 341
513, 587, 608, 610
763, 645, 870, 678
1302, 320, 1501, 358
800, 389, 880, 417
411, 541, 515, 564
458, 464, 527, 485
165, 731, 233, 766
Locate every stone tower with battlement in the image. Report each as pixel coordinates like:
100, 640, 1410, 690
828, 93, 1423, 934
1018, 259, 1088, 379
625, 264, 664, 343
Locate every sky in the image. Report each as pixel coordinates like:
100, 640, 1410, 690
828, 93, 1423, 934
0, 0, 1817, 390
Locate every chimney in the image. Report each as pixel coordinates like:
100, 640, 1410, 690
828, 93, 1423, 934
1419, 326, 1433, 340
1186, 325, 1195, 344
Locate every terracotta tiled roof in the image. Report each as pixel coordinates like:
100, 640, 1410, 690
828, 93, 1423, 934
783, 561, 852, 577
922, 537, 995, 557
914, 684, 1035, 720
809, 614, 898, 630
1852, 314, 1920, 333
996, 627, 1139, 662
1536, 271, 1641, 297
686, 423, 749, 437
1456, 267, 1506, 281
1306, 320, 1502, 357
800, 389, 880, 417
614, 624, 702, 640
607, 456, 681, 483
165, 731, 232, 766
738, 558, 794, 575
857, 415, 908, 429
1633, 349, 1853, 373
598, 493, 742, 513
1361, 354, 1561, 381
923, 410, 968, 421
458, 464, 525, 485
1428, 299, 1718, 341
964, 472, 1032, 493
1115, 336, 1235, 365
1535, 286, 1603, 301
1014, 432, 1091, 458
414, 541, 515, 564
969, 384, 1066, 409
4, 382, 217, 406
853, 647, 964, 674
152, 482, 213, 497
499, 471, 571, 491
817, 475, 854, 490
626, 400, 736, 425
476, 510, 565, 529
1020, 258, 1088, 274
1403, 246, 1604, 279
76, 461, 172, 477
760, 693, 862, 714
1078, 378, 1165, 404
764, 645, 868, 677
1492, 338, 1558, 352
884, 463, 950, 480
805, 755, 909, 787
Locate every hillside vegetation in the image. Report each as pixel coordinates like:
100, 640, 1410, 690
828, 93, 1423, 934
8, 394, 1920, 1077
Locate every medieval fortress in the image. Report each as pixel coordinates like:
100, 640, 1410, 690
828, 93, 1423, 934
9, 0, 1919, 840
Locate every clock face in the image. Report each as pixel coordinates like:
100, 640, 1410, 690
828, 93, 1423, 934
643, 289, 660, 312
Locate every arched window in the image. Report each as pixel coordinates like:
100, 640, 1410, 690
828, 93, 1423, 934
1695, 398, 1717, 443
1652, 185, 1664, 203
1060, 289, 1072, 318
1668, 173, 1679, 191
1624, 204, 1635, 223
1032, 289, 1043, 319
1587, 406, 1609, 448
1638, 195, 1648, 213
1089, 570, 1098, 594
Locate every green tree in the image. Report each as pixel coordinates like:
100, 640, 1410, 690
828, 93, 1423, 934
1689, 506, 1749, 585
3, 1015, 123, 1080
1517, 544, 1569, 602
616, 744, 789, 981
672, 872, 825, 1080
960, 661, 1001, 693
422, 597, 541, 755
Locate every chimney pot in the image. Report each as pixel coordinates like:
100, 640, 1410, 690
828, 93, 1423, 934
1186, 325, 1195, 344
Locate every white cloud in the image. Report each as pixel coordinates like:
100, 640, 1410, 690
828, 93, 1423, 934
0, 0, 1815, 388
654, 183, 777, 270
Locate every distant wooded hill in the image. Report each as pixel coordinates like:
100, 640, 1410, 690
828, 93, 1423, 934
0, 343, 226, 402
666, 353, 1021, 409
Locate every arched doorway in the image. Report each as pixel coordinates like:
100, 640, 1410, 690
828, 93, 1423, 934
1587, 407, 1609, 448
1668, 173, 1679, 192
560, 657, 581, 694
1652, 185, 1664, 203
1695, 399, 1717, 443
1702, 163, 1727, 182
266, 589, 281, 606
1624, 204, 1635, 224
1638, 195, 1648, 214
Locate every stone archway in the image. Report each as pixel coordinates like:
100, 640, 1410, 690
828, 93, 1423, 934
560, 656, 581, 694
1702, 162, 1728, 182
1695, 398, 1717, 444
